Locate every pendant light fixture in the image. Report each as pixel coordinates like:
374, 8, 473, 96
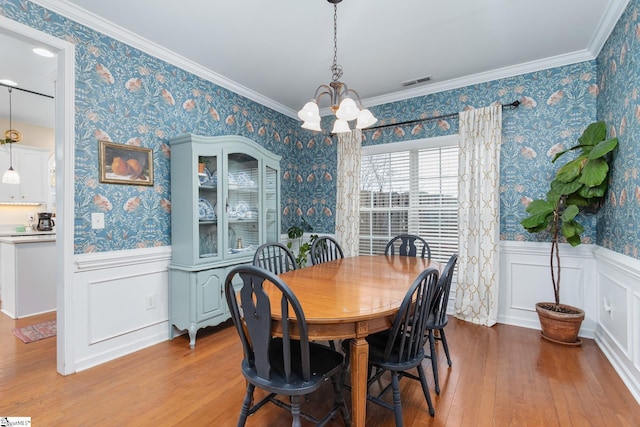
3, 87, 21, 184
297, 0, 377, 133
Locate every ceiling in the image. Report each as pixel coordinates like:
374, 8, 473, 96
0, 0, 628, 129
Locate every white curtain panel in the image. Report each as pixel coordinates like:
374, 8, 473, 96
454, 105, 502, 326
335, 130, 362, 257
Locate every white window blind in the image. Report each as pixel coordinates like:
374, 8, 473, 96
359, 137, 458, 264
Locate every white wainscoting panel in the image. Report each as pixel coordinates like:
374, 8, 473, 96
498, 241, 597, 337
593, 246, 640, 403
72, 246, 171, 372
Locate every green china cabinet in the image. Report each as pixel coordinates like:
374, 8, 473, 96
168, 134, 281, 348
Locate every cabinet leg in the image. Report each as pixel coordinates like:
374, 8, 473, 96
189, 325, 197, 349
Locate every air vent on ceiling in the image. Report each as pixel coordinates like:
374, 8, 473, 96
401, 75, 432, 87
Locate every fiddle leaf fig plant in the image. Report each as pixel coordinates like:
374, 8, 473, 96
520, 121, 618, 306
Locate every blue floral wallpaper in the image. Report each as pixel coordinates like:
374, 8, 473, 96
596, 0, 640, 259
0, 0, 311, 253
3, 0, 636, 260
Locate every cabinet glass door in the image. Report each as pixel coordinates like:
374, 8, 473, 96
198, 155, 219, 260
227, 153, 259, 256
265, 166, 278, 242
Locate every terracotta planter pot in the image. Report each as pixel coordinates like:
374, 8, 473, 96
198, 163, 206, 173
535, 302, 585, 346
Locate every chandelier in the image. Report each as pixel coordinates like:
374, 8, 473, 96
297, 0, 377, 133
2, 87, 21, 184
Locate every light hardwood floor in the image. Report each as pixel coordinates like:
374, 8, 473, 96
1, 310, 638, 426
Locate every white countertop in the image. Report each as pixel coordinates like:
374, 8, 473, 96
0, 231, 56, 243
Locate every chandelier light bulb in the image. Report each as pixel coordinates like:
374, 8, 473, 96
356, 109, 378, 129
331, 119, 351, 134
301, 121, 322, 132
335, 97, 359, 121
297, 101, 321, 122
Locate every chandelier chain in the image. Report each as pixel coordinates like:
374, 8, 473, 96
330, 3, 343, 82
8, 87, 12, 136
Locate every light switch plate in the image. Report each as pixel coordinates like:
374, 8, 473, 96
91, 212, 105, 229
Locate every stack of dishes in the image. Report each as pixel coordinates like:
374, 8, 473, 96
198, 168, 217, 186
198, 198, 216, 220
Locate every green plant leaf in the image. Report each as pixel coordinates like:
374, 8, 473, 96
588, 137, 618, 159
578, 181, 607, 198
562, 220, 577, 237
525, 199, 554, 215
561, 219, 584, 239
547, 188, 561, 207
579, 158, 608, 187
556, 156, 587, 182
567, 234, 582, 246
565, 193, 590, 207
578, 121, 606, 146
287, 225, 304, 239
521, 212, 553, 230
550, 178, 583, 195
561, 204, 579, 221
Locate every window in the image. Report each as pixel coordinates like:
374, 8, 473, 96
359, 135, 458, 264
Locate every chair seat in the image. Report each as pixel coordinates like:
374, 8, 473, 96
244, 338, 344, 395
343, 268, 440, 425
426, 314, 448, 329
365, 331, 426, 371
341, 330, 426, 371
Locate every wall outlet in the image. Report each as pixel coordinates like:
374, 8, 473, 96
91, 212, 105, 229
603, 298, 613, 319
26, 213, 35, 223
145, 295, 156, 310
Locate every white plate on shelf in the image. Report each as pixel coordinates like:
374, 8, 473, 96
198, 198, 215, 220
234, 201, 249, 218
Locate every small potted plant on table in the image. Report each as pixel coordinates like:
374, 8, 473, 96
520, 121, 618, 345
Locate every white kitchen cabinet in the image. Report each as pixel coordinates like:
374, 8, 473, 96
0, 144, 49, 204
0, 236, 56, 319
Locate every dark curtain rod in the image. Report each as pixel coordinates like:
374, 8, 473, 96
362, 100, 521, 132
0, 82, 54, 99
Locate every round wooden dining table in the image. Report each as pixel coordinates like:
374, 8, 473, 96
276, 254, 441, 427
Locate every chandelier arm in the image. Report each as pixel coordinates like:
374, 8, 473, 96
345, 87, 365, 107
313, 85, 334, 102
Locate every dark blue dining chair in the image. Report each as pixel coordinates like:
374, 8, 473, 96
225, 265, 350, 427
310, 236, 344, 265
384, 234, 431, 259
425, 253, 458, 395
343, 267, 440, 426
252, 241, 297, 274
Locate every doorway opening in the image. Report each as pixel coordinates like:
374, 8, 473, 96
0, 15, 75, 375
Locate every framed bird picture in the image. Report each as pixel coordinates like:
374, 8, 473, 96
98, 140, 153, 186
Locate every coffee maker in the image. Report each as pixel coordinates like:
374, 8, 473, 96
36, 212, 55, 231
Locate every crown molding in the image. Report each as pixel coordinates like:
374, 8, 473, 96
30, 0, 298, 118
361, 49, 596, 109
587, 0, 631, 56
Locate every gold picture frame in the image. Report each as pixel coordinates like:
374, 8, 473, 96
98, 140, 154, 186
